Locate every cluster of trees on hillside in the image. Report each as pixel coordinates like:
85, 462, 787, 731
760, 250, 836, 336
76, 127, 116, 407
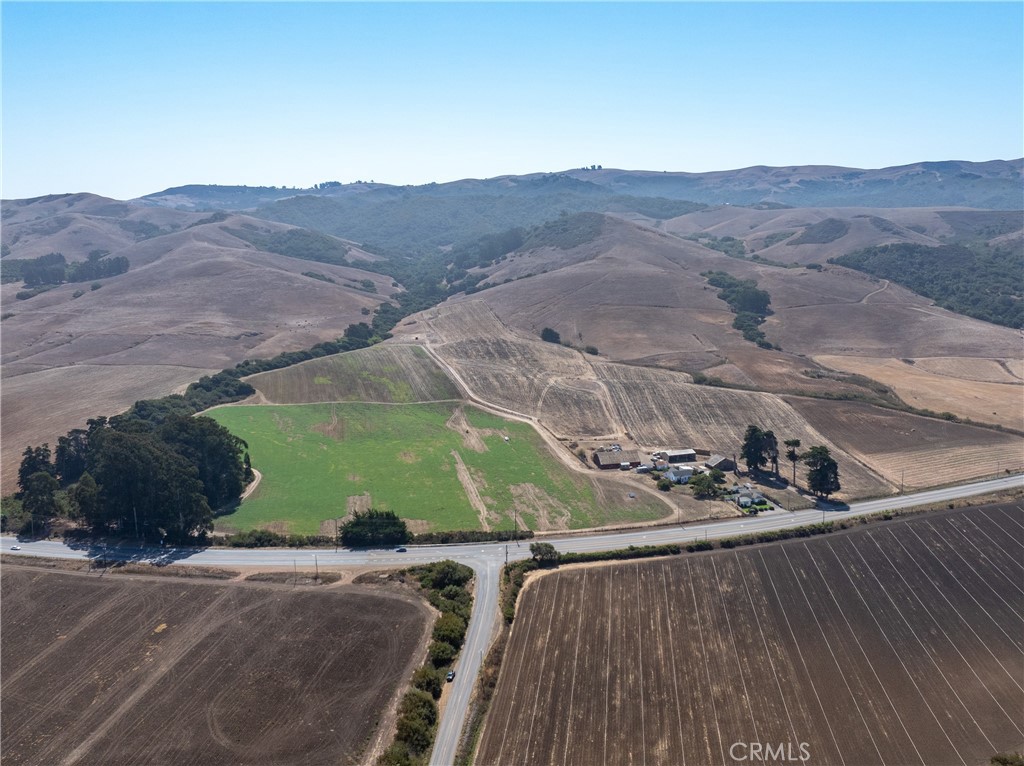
788, 218, 849, 245
703, 271, 776, 349
2, 251, 129, 287
11, 414, 250, 541
226, 226, 351, 266
685, 233, 747, 258
832, 242, 1023, 329
741, 425, 840, 498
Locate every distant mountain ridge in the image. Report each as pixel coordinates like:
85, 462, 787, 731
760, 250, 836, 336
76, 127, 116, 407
136, 159, 1023, 212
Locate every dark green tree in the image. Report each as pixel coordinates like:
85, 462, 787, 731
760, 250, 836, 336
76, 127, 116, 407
763, 430, 779, 475
784, 439, 802, 486
530, 541, 560, 566
18, 444, 54, 495
70, 471, 100, 523
396, 716, 432, 754
428, 640, 456, 667
416, 560, 473, 590
89, 430, 212, 540
411, 665, 444, 699
23, 471, 60, 529
398, 689, 438, 728
55, 429, 89, 486
432, 612, 467, 649
804, 446, 841, 498
158, 415, 247, 509
740, 425, 768, 472
688, 473, 718, 498
339, 509, 410, 547
540, 327, 561, 344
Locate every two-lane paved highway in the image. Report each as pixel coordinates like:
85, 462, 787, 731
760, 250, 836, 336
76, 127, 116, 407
4, 474, 1021, 765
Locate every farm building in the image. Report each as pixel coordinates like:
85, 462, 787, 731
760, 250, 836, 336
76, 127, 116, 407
732, 488, 767, 508
665, 467, 695, 484
657, 449, 697, 464
593, 450, 643, 470
705, 454, 736, 472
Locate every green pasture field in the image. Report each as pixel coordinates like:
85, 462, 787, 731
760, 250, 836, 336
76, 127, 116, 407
209, 402, 666, 535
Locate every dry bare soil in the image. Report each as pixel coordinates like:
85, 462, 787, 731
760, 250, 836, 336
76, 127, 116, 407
477, 503, 1024, 766
0, 567, 429, 766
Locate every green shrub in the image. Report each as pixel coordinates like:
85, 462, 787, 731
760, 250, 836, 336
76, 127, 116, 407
428, 640, 456, 667
398, 688, 437, 727
411, 665, 444, 699
432, 612, 467, 649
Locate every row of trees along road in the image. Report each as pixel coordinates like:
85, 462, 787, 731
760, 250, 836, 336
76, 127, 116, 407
740, 425, 840, 498
13, 414, 250, 542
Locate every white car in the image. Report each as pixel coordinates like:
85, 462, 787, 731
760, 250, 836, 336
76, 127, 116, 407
10, 545, 21, 551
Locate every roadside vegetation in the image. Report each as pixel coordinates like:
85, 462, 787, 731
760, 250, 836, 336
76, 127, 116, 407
379, 560, 474, 766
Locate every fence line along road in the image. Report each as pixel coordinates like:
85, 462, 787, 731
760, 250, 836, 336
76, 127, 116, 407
3, 474, 1022, 766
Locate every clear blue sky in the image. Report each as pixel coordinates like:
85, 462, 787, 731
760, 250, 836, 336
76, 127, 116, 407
3, 2, 1022, 200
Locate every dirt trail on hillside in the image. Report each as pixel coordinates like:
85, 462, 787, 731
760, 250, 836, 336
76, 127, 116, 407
445, 406, 488, 452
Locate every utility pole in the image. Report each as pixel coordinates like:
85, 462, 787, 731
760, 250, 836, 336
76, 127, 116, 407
314, 554, 319, 582
293, 559, 297, 587
334, 518, 339, 553
901, 469, 904, 495
505, 545, 508, 566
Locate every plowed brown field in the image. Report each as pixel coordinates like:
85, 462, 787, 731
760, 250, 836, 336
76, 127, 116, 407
1, 568, 429, 766
785, 397, 1024, 490
478, 504, 1024, 766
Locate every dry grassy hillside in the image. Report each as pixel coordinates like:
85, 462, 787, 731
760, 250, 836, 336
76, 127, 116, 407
450, 215, 1021, 409
0, 197, 397, 493
247, 344, 460, 404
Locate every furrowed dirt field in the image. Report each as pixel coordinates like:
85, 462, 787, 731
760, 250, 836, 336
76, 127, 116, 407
1, 567, 429, 766
247, 343, 460, 404
785, 397, 1024, 490
477, 504, 1024, 766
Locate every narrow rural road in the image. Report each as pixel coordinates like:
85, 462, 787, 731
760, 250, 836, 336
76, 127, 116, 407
3, 474, 1021, 765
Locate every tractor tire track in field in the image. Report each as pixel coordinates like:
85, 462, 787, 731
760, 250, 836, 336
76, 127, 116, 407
59, 588, 249, 766
451, 449, 491, 531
